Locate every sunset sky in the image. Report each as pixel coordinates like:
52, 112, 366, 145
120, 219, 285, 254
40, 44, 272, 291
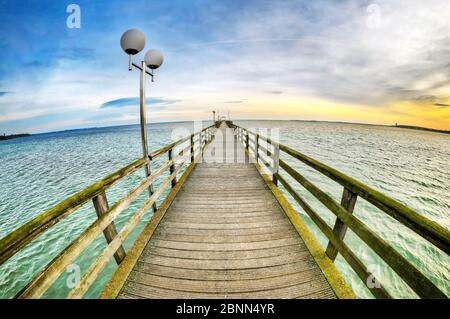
0, 0, 449, 133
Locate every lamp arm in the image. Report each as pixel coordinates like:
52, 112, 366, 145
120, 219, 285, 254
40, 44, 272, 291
131, 62, 154, 80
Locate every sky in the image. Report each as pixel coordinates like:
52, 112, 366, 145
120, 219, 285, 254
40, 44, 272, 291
0, 0, 450, 134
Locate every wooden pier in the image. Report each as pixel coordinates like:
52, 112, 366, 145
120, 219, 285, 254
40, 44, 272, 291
116, 123, 337, 298
0, 121, 448, 299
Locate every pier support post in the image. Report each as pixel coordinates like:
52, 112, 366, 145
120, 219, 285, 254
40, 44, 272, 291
272, 143, 280, 185
190, 134, 194, 163
325, 188, 358, 261
168, 149, 177, 188
255, 134, 259, 163
92, 192, 126, 265
245, 130, 249, 150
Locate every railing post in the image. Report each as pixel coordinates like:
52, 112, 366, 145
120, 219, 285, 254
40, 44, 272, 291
190, 133, 194, 163
272, 142, 280, 185
255, 134, 259, 163
92, 192, 126, 265
145, 164, 158, 212
245, 130, 249, 150
325, 187, 358, 261
168, 148, 177, 188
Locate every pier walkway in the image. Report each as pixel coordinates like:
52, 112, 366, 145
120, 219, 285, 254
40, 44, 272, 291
117, 123, 336, 298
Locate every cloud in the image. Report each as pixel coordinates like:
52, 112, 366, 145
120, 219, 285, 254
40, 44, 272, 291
0, 91, 9, 96
100, 97, 181, 108
414, 95, 437, 102
434, 103, 450, 107
224, 100, 244, 104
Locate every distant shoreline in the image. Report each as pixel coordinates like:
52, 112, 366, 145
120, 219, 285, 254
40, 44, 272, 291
5, 119, 449, 137
391, 125, 450, 135
0, 133, 31, 141
287, 120, 449, 135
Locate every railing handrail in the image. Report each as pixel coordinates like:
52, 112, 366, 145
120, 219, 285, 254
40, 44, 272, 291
232, 124, 450, 255
0, 124, 216, 267
232, 123, 449, 299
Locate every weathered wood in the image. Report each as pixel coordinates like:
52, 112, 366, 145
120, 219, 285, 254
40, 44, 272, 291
92, 192, 126, 264
277, 173, 391, 299
234, 123, 449, 299
17, 159, 172, 299
245, 130, 249, 150
116, 123, 337, 299
279, 158, 447, 298
276, 141, 450, 255
121, 280, 335, 299
190, 134, 194, 163
255, 134, 260, 163
0, 157, 148, 266
144, 162, 158, 212
272, 142, 280, 185
168, 148, 177, 188
100, 134, 209, 299
0, 125, 216, 268
68, 159, 186, 299
326, 188, 358, 261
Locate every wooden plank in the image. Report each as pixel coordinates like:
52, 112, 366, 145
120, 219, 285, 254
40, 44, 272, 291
126, 269, 330, 293
159, 220, 291, 230
133, 260, 316, 281
152, 231, 297, 244
141, 245, 306, 260
138, 251, 312, 270
150, 237, 300, 251
154, 225, 296, 237
162, 215, 286, 225
121, 279, 334, 299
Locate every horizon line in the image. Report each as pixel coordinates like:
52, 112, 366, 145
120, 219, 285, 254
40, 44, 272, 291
15, 119, 450, 136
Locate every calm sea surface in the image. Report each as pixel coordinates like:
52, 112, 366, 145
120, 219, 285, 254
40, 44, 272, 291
0, 120, 449, 298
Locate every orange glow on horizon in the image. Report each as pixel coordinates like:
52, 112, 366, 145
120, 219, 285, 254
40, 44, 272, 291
226, 95, 450, 130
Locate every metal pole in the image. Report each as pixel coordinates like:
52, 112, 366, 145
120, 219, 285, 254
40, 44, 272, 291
139, 60, 157, 212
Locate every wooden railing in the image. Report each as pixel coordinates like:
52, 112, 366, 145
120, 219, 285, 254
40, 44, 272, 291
232, 124, 449, 299
0, 124, 216, 299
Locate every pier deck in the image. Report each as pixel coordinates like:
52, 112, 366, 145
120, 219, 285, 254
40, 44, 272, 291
4, 121, 447, 299
117, 124, 336, 298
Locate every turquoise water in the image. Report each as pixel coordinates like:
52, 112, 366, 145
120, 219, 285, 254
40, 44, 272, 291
0, 120, 449, 298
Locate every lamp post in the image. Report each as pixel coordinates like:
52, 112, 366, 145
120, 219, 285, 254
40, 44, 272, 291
120, 28, 164, 212
212, 111, 216, 124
